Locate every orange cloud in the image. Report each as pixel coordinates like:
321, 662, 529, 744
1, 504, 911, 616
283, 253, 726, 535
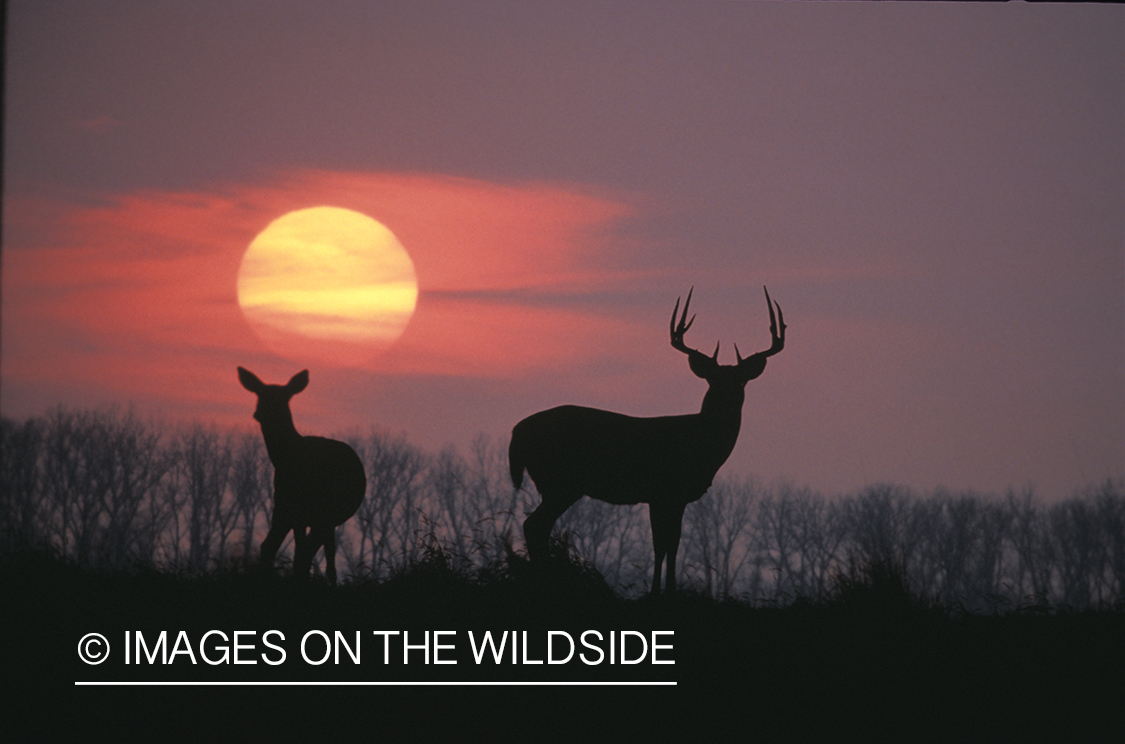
1, 171, 650, 424
244, 170, 642, 294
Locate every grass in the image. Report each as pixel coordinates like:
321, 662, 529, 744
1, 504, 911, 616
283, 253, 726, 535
6, 545, 1123, 741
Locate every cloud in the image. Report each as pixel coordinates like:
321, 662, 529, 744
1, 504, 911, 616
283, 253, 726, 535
1, 170, 647, 423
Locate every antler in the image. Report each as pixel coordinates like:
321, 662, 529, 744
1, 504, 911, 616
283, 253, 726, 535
762, 285, 785, 356
735, 286, 785, 364
670, 285, 724, 366
670, 287, 696, 354
674, 286, 784, 373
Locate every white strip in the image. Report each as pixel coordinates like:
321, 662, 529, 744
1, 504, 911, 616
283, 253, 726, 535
76, 680, 675, 686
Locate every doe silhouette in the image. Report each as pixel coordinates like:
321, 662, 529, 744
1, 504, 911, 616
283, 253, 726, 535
509, 287, 785, 593
238, 367, 366, 584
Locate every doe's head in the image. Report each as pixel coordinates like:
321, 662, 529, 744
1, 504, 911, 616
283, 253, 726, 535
237, 367, 309, 426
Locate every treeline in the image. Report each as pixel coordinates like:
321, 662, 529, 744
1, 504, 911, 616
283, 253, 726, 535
2, 407, 1122, 609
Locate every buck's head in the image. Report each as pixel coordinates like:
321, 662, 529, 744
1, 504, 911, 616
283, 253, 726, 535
237, 367, 309, 429
670, 287, 785, 416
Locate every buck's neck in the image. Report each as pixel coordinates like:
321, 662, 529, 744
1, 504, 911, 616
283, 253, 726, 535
257, 409, 303, 463
697, 386, 745, 461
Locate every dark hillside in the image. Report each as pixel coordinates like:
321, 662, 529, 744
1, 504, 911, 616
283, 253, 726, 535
7, 548, 1121, 741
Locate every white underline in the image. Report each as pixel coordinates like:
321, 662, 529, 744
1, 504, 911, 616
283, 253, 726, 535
76, 680, 676, 686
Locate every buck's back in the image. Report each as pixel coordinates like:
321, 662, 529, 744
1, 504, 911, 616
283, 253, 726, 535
513, 405, 730, 504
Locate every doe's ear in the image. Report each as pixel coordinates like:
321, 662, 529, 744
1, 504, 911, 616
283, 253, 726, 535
286, 370, 310, 395
238, 367, 265, 394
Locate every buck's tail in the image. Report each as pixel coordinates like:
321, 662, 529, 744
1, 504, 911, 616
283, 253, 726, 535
508, 424, 527, 489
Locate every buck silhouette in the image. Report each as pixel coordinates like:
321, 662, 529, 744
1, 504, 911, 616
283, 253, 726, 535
238, 367, 366, 584
509, 287, 785, 593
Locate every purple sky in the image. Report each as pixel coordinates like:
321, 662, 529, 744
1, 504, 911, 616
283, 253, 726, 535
3, 2, 1122, 501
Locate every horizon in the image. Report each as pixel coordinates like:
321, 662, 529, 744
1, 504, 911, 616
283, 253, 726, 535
3, 2, 1122, 502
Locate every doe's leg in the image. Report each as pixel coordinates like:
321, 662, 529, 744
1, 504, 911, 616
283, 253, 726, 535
260, 521, 289, 572
292, 526, 315, 578
309, 525, 338, 585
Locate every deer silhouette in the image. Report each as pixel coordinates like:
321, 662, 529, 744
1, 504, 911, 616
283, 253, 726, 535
238, 367, 366, 584
509, 287, 785, 593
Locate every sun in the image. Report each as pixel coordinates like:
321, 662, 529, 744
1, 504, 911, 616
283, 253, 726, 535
237, 207, 418, 367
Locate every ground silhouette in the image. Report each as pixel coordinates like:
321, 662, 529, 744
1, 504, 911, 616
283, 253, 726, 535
9, 546, 1121, 740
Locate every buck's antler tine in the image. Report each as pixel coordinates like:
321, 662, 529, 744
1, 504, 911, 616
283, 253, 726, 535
763, 286, 786, 356
681, 286, 695, 332
670, 287, 697, 352
764, 286, 777, 335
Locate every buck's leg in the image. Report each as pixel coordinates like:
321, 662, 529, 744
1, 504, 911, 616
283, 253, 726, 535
649, 505, 667, 594
664, 504, 686, 593
649, 502, 686, 594
524, 490, 579, 562
325, 532, 337, 585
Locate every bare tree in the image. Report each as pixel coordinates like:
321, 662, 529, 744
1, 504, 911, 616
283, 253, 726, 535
350, 431, 428, 576
758, 484, 802, 599
783, 484, 845, 601
842, 484, 914, 567
427, 446, 474, 558
230, 431, 270, 566
682, 477, 760, 599
464, 434, 532, 566
1093, 479, 1125, 605
1050, 495, 1104, 608
98, 410, 173, 567
3, 405, 1121, 609
17, 408, 171, 568
0, 417, 46, 550
558, 497, 648, 591
1007, 486, 1054, 604
176, 423, 235, 571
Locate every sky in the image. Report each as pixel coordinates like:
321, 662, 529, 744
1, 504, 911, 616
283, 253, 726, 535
3, 1, 1122, 501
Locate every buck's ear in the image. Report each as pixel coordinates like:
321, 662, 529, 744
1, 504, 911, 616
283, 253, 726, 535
687, 350, 719, 380
737, 355, 768, 383
287, 370, 310, 394
238, 367, 265, 394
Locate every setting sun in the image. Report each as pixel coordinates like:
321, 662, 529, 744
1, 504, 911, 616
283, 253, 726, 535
237, 206, 418, 367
